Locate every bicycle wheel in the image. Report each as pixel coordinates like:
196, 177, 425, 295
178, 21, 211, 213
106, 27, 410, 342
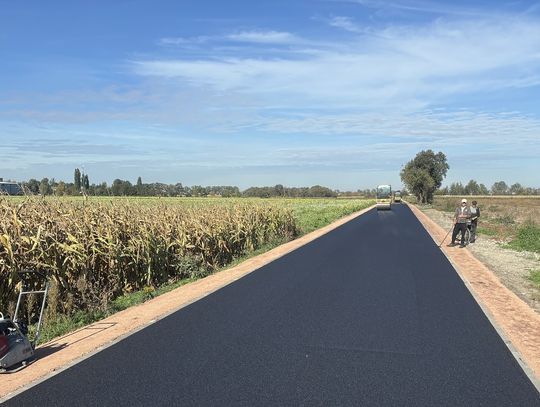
455, 228, 470, 246
464, 227, 471, 245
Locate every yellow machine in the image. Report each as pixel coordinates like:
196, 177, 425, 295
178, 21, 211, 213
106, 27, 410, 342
393, 190, 402, 203
376, 185, 392, 210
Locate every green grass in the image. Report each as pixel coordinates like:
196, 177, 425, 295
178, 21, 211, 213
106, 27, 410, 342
529, 270, 540, 288
492, 214, 516, 225
29, 198, 373, 344
507, 223, 540, 253
287, 199, 374, 234
477, 226, 498, 236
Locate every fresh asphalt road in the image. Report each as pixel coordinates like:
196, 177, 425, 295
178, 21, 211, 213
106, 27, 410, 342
5, 205, 540, 406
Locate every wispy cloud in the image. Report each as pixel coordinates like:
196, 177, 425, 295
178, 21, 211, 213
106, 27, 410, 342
227, 30, 300, 44
328, 16, 364, 33
159, 36, 211, 46
134, 17, 540, 111
158, 31, 301, 47
348, 0, 501, 17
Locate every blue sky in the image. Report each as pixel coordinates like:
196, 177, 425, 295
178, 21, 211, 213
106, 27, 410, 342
1, 0, 540, 190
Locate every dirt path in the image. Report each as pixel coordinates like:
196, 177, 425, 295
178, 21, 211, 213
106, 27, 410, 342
410, 204, 540, 386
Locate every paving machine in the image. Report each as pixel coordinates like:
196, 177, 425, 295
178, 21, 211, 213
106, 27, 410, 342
0, 270, 50, 373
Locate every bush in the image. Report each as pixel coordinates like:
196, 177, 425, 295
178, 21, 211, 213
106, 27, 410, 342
508, 223, 540, 253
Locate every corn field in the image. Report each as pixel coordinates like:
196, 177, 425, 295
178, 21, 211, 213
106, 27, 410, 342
0, 197, 298, 317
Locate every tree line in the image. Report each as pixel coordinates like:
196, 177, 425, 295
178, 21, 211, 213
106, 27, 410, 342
401, 150, 539, 204
437, 180, 539, 196
15, 170, 338, 198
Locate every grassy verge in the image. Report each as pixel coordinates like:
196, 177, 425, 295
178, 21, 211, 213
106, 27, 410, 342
507, 223, 540, 253
33, 199, 373, 344
529, 270, 540, 288
291, 200, 374, 234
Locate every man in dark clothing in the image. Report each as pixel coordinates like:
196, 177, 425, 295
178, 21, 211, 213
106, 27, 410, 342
469, 200, 480, 243
448, 198, 472, 248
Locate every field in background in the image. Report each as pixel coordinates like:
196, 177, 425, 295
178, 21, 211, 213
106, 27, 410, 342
0, 196, 373, 343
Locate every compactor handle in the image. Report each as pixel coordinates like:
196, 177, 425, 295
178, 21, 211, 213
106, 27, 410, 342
17, 269, 48, 281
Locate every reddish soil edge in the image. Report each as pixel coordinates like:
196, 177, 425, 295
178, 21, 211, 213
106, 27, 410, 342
409, 204, 540, 386
0, 205, 375, 400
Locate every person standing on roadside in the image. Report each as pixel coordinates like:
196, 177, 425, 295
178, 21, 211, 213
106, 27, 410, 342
448, 198, 471, 248
469, 200, 480, 243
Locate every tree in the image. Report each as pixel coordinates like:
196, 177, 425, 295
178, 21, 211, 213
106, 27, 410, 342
449, 182, 465, 195
39, 178, 52, 195
111, 179, 133, 196
400, 150, 449, 203
510, 183, 524, 195
308, 185, 337, 197
82, 174, 90, 191
478, 183, 489, 195
491, 181, 508, 195
55, 181, 66, 196
436, 186, 449, 195
400, 167, 435, 203
136, 176, 143, 196
274, 184, 284, 197
464, 179, 480, 195
24, 178, 40, 194
74, 168, 81, 192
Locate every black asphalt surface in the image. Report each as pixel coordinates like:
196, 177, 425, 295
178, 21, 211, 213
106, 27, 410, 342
5, 205, 540, 406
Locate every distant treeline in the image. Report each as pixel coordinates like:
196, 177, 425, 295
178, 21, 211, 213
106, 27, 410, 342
243, 185, 337, 198
9, 175, 343, 198
436, 180, 540, 196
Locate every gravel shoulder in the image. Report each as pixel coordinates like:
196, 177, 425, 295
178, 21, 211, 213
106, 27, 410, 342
420, 207, 540, 313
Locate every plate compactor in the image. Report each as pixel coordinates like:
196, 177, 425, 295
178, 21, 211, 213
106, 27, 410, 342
0, 270, 50, 373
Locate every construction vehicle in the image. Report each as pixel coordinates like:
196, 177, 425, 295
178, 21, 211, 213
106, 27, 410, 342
0, 270, 49, 373
376, 185, 392, 210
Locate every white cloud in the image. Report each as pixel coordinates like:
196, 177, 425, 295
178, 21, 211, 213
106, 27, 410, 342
158, 36, 210, 46
134, 17, 540, 110
226, 30, 300, 44
328, 16, 363, 33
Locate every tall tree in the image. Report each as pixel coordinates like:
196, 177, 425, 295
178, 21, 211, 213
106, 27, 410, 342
82, 174, 90, 191
400, 150, 449, 203
136, 176, 143, 196
74, 168, 81, 192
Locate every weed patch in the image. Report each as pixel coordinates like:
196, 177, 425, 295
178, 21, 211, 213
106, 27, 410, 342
529, 270, 540, 288
507, 223, 540, 253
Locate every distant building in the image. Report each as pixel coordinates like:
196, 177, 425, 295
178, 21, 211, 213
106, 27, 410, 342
0, 180, 23, 195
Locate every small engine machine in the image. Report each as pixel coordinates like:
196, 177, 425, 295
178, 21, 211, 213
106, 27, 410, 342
0, 270, 49, 373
